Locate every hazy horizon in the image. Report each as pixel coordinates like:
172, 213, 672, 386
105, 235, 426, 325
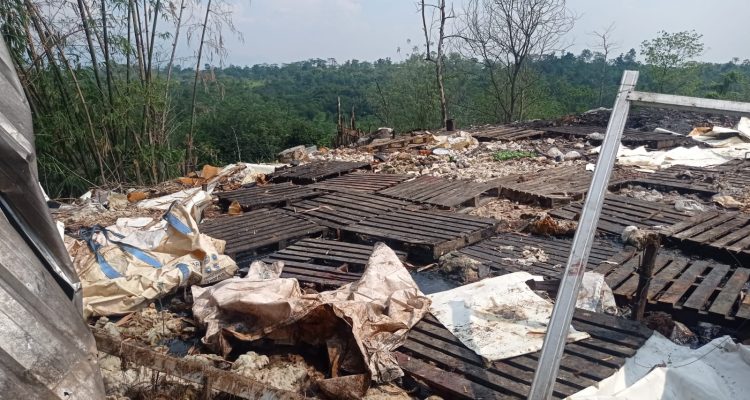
191, 0, 750, 67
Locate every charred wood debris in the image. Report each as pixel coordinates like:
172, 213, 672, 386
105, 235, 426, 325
53, 107, 750, 399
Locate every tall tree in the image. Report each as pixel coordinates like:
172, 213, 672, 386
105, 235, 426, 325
641, 30, 704, 93
461, 0, 575, 122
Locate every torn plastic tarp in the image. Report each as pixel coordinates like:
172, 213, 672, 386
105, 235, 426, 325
192, 243, 430, 383
570, 332, 750, 400
427, 272, 589, 361
67, 202, 237, 317
591, 144, 737, 169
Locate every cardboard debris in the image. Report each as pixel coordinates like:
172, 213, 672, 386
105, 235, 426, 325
427, 272, 589, 361
192, 243, 430, 383
67, 202, 237, 317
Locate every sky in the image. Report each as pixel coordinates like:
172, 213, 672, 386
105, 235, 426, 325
218, 0, 750, 66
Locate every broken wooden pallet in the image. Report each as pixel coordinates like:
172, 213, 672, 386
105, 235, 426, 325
200, 208, 327, 266
595, 248, 750, 324
378, 175, 494, 209
216, 182, 319, 211
396, 311, 651, 400
545, 125, 695, 149
309, 171, 411, 193
665, 211, 750, 264
263, 238, 407, 289
549, 194, 692, 236
488, 165, 637, 207
283, 192, 412, 230
270, 161, 371, 184
455, 233, 623, 278
469, 125, 545, 142
363, 133, 431, 152
341, 209, 499, 261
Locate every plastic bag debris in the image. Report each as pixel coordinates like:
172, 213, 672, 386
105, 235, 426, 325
674, 199, 705, 213
427, 272, 589, 361
577, 272, 618, 315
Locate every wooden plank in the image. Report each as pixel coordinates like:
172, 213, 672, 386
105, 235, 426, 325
657, 261, 709, 306
394, 352, 502, 400
672, 213, 734, 240
647, 258, 690, 299
709, 268, 750, 317
683, 264, 730, 311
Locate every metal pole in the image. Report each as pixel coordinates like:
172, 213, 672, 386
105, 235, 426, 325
527, 70, 639, 400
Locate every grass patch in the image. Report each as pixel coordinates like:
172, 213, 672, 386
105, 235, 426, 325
492, 150, 536, 161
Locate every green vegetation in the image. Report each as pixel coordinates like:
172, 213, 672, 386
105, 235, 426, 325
492, 150, 537, 161
2, 2, 750, 197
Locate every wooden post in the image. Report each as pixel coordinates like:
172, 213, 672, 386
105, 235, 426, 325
631, 233, 661, 321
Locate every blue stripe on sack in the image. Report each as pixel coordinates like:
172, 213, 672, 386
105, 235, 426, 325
176, 263, 191, 284
121, 245, 162, 268
96, 254, 122, 279
164, 212, 192, 235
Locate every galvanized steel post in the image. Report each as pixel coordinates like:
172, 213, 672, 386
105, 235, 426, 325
527, 70, 640, 399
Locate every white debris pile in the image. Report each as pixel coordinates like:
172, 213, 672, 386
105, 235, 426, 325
571, 333, 750, 400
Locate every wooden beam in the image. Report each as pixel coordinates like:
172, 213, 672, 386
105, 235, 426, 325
627, 91, 750, 117
93, 330, 301, 400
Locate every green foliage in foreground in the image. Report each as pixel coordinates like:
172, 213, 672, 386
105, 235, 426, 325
492, 150, 537, 161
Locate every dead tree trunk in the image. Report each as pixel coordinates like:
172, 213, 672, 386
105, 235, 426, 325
421, 0, 450, 129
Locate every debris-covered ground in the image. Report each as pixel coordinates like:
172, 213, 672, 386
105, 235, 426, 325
52, 108, 750, 399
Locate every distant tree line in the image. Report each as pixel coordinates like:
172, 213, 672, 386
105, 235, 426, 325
2, 0, 749, 197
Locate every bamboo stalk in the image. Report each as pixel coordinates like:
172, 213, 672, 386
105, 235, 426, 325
187, 0, 213, 173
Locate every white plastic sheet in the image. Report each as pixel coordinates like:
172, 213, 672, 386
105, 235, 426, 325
570, 333, 750, 400
427, 272, 589, 361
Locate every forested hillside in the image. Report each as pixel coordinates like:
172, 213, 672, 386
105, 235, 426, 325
2, 0, 749, 197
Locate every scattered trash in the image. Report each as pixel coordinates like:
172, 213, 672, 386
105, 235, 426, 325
563, 150, 582, 160
278, 145, 309, 163
674, 199, 705, 213
588, 132, 605, 141
437, 252, 487, 284
428, 272, 589, 361
524, 214, 577, 236
577, 272, 619, 315
712, 194, 743, 209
